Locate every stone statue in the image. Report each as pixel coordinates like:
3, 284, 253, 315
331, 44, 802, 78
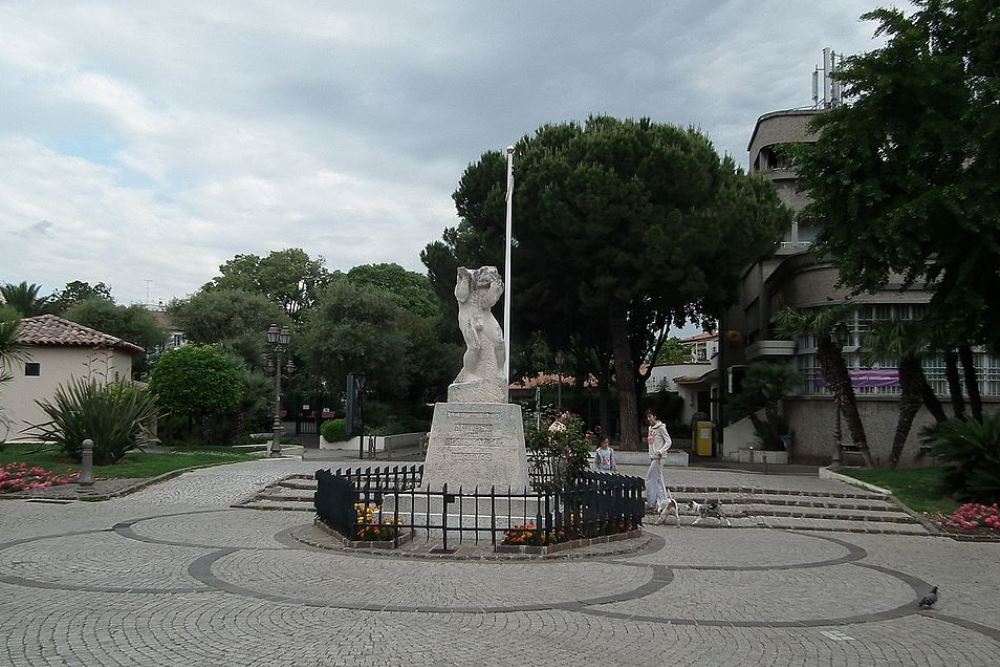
422, 264, 529, 490
448, 266, 506, 404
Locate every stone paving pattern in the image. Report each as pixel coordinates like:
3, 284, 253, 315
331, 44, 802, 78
1, 458, 998, 666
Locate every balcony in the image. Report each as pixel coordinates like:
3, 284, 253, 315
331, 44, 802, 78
745, 340, 797, 360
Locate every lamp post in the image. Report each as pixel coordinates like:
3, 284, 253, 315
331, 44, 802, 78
503, 145, 514, 400
266, 323, 293, 457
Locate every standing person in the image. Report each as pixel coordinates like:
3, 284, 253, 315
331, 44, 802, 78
645, 409, 672, 510
594, 437, 616, 472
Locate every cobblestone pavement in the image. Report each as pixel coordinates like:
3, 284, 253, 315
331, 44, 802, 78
1, 459, 999, 666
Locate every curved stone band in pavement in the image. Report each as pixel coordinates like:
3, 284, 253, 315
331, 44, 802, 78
2, 458, 999, 666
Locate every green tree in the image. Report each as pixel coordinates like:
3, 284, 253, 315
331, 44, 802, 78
654, 338, 691, 365
149, 346, 243, 434
298, 280, 412, 400
345, 263, 439, 319
0, 310, 25, 444
170, 289, 287, 368
48, 281, 113, 314
426, 117, 789, 448
63, 299, 167, 377
732, 362, 801, 451
0, 282, 50, 317
796, 0, 1000, 351
776, 306, 875, 467
206, 249, 330, 319
863, 321, 946, 468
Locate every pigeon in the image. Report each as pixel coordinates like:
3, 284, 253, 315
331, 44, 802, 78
918, 586, 939, 608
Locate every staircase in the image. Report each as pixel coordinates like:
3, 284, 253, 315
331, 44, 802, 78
664, 484, 929, 534
236, 475, 930, 535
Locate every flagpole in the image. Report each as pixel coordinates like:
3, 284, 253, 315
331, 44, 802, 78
503, 145, 514, 401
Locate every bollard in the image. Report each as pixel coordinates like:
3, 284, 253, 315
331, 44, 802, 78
78, 439, 94, 488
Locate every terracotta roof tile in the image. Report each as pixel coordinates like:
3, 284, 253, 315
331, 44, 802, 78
15, 315, 144, 355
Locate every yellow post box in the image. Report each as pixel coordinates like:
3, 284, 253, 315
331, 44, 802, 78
695, 421, 714, 457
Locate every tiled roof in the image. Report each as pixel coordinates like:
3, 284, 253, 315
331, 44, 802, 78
15, 315, 145, 354
681, 331, 717, 343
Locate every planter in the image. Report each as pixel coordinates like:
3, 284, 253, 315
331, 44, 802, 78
314, 518, 414, 549
753, 449, 788, 465
495, 529, 642, 555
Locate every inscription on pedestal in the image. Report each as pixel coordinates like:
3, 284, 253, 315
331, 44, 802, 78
421, 402, 530, 491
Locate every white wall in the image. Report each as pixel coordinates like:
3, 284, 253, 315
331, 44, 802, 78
1, 346, 134, 441
646, 363, 710, 393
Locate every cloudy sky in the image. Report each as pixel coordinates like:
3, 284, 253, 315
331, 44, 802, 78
0, 1, 902, 306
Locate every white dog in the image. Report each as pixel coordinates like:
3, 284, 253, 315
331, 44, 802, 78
654, 493, 681, 526
688, 499, 732, 527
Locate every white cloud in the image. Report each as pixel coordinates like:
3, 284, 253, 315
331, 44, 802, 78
0, 0, 903, 304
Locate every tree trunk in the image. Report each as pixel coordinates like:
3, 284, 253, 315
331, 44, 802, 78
914, 362, 947, 423
889, 355, 923, 469
944, 350, 966, 420
609, 307, 640, 450
817, 336, 874, 467
597, 360, 611, 434
958, 345, 982, 422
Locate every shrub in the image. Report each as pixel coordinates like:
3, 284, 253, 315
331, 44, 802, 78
523, 407, 592, 490
934, 503, 1000, 535
321, 419, 350, 442
30, 379, 160, 464
150, 346, 242, 417
0, 463, 79, 493
923, 416, 1000, 503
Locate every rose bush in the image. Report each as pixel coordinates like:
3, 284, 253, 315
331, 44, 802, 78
0, 463, 78, 493
934, 503, 1000, 535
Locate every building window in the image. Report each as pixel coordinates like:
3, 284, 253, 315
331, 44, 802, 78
25, 362, 40, 376
794, 305, 998, 397
172, 333, 183, 348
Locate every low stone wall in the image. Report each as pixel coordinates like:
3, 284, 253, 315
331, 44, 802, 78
319, 432, 424, 454
784, 396, 1000, 467
613, 450, 688, 467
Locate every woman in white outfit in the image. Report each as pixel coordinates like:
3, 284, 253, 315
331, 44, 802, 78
644, 409, 672, 510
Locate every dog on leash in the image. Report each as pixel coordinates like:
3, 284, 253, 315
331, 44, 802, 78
688, 499, 732, 527
654, 493, 681, 526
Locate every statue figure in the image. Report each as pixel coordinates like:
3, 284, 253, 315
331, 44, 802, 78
450, 266, 506, 402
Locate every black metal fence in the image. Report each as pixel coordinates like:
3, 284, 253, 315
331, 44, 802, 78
314, 464, 644, 551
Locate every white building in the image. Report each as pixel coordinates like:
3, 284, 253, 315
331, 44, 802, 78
646, 332, 719, 424
0, 315, 143, 442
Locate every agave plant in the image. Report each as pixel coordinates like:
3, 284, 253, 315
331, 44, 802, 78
924, 415, 1000, 503
29, 378, 160, 465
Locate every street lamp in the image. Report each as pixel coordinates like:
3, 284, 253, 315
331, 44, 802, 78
266, 323, 293, 457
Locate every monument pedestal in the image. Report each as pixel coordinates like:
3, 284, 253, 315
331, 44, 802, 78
421, 402, 530, 491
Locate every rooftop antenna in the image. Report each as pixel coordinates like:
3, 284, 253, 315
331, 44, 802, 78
813, 48, 843, 109
144, 279, 153, 306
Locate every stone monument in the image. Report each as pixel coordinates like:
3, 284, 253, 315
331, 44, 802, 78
421, 266, 530, 491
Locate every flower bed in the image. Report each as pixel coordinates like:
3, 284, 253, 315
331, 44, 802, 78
933, 503, 1000, 537
0, 463, 79, 493
501, 513, 637, 547
353, 502, 405, 542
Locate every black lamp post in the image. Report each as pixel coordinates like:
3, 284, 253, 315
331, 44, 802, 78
266, 323, 294, 457
830, 322, 849, 468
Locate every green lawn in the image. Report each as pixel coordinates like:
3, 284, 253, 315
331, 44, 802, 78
0, 444, 261, 479
839, 467, 959, 515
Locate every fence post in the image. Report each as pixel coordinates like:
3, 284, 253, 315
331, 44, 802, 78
78, 439, 94, 488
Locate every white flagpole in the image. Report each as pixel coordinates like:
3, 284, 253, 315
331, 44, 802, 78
503, 145, 514, 400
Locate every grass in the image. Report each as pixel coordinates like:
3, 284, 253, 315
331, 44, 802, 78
839, 467, 960, 515
0, 444, 260, 480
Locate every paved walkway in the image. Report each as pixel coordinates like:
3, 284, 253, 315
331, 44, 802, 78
1, 459, 998, 666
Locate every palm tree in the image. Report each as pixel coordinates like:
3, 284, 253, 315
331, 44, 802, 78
863, 321, 944, 468
0, 281, 50, 317
0, 311, 25, 444
775, 305, 874, 468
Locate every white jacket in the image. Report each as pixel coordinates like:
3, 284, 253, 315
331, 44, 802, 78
648, 421, 672, 459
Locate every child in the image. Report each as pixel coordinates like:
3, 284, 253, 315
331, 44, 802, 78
594, 437, 616, 472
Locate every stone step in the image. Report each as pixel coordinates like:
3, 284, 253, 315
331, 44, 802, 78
667, 492, 898, 512
732, 503, 915, 523
238, 500, 315, 512
668, 485, 889, 501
